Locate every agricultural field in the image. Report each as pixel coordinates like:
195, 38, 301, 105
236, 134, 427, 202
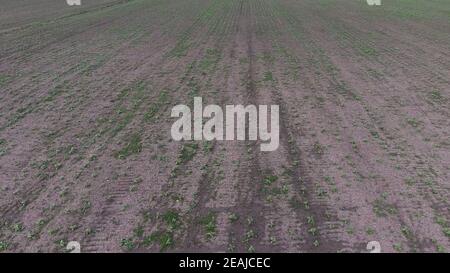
0, 0, 449, 253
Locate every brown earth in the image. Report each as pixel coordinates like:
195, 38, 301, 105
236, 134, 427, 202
0, 0, 449, 253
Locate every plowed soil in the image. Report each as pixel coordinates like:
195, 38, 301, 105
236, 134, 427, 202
0, 0, 449, 253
